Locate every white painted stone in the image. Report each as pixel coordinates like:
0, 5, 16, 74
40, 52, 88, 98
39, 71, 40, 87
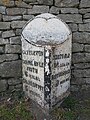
21, 13, 72, 111
22, 13, 71, 45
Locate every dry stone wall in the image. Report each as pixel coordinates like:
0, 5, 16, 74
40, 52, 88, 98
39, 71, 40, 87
0, 0, 90, 99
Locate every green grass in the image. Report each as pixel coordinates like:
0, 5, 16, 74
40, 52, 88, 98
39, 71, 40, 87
0, 97, 90, 120
0, 100, 34, 120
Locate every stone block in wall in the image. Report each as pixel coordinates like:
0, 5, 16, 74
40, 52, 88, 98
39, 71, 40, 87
0, 0, 14, 7
23, 15, 34, 20
0, 31, 2, 35
27, 5, 49, 14
15, 84, 22, 89
8, 78, 22, 86
72, 69, 90, 78
68, 24, 78, 32
71, 77, 86, 85
50, 6, 60, 14
70, 85, 79, 92
0, 46, 4, 54
0, 60, 22, 77
55, 0, 79, 7
23, 0, 37, 3
15, 1, 32, 8
80, 0, 90, 8
72, 53, 85, 63
37, 0, 53, 5
3, 15, 22, 21
84, 13, 90, 19
0, 54, 18, 63
0, 38, 9, 45
73, 53, 90, 63
11, 21, 26, 29
0, 80, 7, 92
83, 19, 90, 23
85, 78, 90, 84
79, 8, 90, 14
85, 45, 90, 52
4, 1, 14, 7
6, 8, 26, 15
2, 30, 15, 38
74, 63, 90, 69
16, 29, 22, 35
57, 14, 82, 23
72, 43, 84, 52
85, 53, 90, 62
10, 36, 21, 45
0, 14, 2, 21
0, 6, 6, 14
0, 22, 10, 30
79, 23, 90, 31
5, 44, 21, 54
73, 32, 90, 43
61, 8, 78, 14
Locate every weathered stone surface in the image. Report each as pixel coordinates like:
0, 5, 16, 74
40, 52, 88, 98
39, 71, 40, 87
0, 60, 22, 77
5, 44, 21, 53
50, 6, 60, 14
72, 43, 84, 52
83, 19, 90, 23
23, 15, 34, 20
16, 29, 22, 35
0, 31, 2, 36
8, 78, 22, 85
0, 6, 6, 14
74, 63, 90, 69
71, 77, 85, 85
0, 14, 2, 21
68, 24, 78, 32
55, 0, 79, 7
73, 53, 90, 63
3, 15, 22, 21
15, 1, 32, 8
85, 78, 90, 84
23, 0, 37, 3
0, 80, 7, 92
4, 1, 15, 7
11, 21, 26, 29
0, 46, 4, 54
85, 53, 90, 62
0, 38, 9, 45
72, 53, 85, 63
0, 54, 18, 63
57, 14, 82, 23
6, 8, 26, 15
72, 69, 90, 78
73, 32, 90, 43
10, 36, 21, 45
80, 0, 90, 8
15, 84, 22, 89
0, 0, 14, 6
2, 30, 15, 38
28, 5, 49, 14
85, 45, 90, 52
79, 23, 90, 31
37, 0, 53, 5
61, 8, 78, 13
0, 22, 10, 30
79, 8, 90, 14
84, 13, 90, 18
70, 85, 79, 92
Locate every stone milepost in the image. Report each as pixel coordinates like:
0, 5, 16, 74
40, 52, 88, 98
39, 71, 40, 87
21, 13, 72, 111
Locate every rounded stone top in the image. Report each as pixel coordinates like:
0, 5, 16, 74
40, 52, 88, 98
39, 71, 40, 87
22, 13, 71, 45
